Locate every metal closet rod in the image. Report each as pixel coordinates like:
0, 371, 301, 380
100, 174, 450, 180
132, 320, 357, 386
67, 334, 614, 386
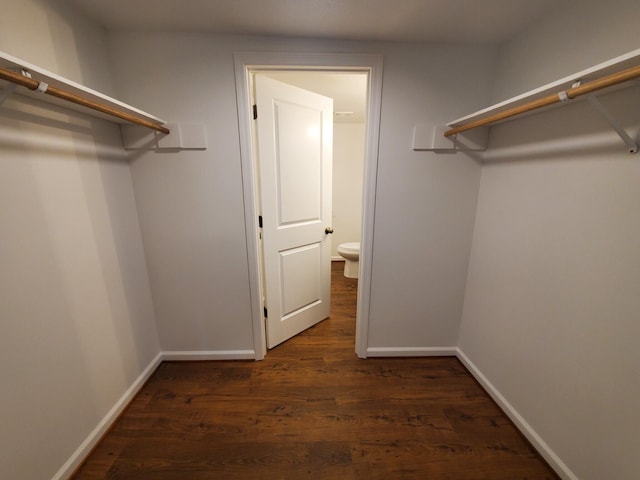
0, 66, 170, 134
445, 63, 640, 137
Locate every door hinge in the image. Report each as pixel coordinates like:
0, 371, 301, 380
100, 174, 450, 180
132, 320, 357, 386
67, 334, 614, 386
258, 215, 263, 228
263, 306, 268, 318
253, 104, 258, 120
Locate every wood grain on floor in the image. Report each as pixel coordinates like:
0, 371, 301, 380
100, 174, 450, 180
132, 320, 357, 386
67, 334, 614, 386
72, 262, 558, 479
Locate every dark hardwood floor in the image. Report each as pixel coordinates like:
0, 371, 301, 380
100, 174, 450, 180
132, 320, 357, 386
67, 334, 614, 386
73, 262, 558, 479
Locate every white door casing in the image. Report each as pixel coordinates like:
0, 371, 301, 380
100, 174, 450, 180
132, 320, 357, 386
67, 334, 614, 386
234, 52, 383, 360
254, 75, 333, 348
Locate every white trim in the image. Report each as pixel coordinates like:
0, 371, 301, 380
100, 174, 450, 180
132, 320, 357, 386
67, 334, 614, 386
366, 346, 458, 357
354, 54, 383, 359
234, 54, 266, 360
161, 350, 256, 361
54, 346, 573, 480
365, 346, 575, 478
51, 352, 163, 480
456, 348, 578, 480
53, 350, 254, 478
233, 52, 383, 361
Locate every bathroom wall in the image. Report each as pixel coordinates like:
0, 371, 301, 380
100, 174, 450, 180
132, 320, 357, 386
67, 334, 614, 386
0, 1, 160, 479
332, 122, 365, 259
459, 1, 640, 478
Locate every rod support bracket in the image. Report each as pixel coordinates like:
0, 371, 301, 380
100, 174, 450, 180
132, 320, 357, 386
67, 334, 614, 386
0, 82, 18, 107
0, 68, 29, 107
586, 94, 638, 154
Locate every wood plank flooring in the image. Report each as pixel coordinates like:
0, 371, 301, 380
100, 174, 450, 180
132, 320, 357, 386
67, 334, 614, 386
72, 262, 559, 479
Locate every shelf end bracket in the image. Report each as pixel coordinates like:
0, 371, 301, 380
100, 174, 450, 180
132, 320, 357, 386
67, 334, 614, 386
0, 68, 33, 107
0, 82, 17, 107
0, 69, 26, 107
586, 94, 638, 154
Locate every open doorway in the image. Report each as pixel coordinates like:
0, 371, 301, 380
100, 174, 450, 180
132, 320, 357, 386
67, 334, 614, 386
234, 53, 383, 360
259, 71, 367, 267
255, 71, 366, 350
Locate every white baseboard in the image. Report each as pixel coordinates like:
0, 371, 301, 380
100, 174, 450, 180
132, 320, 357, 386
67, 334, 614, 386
52, 352, 163, 480
54, 346, 573, 480
53, 349, 256, 479
161, 350, 256, 361
366, 346, 457, 357
365, 346, 575, 479
455, 348, 577, 480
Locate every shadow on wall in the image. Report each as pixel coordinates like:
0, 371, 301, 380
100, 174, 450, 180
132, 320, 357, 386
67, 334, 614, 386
0, 95, 158, 479
483, 87, 640, 162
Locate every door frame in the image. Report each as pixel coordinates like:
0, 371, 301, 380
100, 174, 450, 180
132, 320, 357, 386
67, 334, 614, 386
234, 52, 383, 360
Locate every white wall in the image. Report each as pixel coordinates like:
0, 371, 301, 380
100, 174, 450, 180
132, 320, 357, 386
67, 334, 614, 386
491, 0, 640, 102
107, 33, 257, 353
459, 1, 640, 478
6, 2, 637, 478
106, 33, 496, 353
0, 1, 160, 479
366, 43, 493, 350
332, 122, 365, 258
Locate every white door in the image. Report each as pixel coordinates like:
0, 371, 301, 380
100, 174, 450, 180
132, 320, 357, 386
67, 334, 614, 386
254, 75, 333, 349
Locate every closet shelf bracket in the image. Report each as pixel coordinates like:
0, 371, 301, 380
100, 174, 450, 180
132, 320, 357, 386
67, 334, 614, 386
443, 49, 640, 155
0, 68, 23, 107
585, 94, 638, 153
0, 81, 17, 107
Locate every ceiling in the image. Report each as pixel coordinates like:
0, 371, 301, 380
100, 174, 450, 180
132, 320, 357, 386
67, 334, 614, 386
65, 0, 561, 123
68, 0, 560, 45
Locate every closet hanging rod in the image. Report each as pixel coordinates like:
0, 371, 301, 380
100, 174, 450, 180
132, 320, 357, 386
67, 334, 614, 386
445, 63, 640, 137
0, 66, 170, 134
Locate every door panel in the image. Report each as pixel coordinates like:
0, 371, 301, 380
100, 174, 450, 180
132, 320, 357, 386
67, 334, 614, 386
275, 102, 323, 225
255, 75, 333, 349
279, 243, 322, 317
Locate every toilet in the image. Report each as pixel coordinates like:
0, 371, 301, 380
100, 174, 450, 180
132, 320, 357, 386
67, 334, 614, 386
337, 242, 360, 278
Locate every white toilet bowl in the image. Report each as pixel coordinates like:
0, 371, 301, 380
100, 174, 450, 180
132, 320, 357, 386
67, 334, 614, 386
337, 242, 360, 278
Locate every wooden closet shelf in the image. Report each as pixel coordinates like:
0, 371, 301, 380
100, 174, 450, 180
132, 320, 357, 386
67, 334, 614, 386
0, 51, 169, 134
446, 48, 640, 138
